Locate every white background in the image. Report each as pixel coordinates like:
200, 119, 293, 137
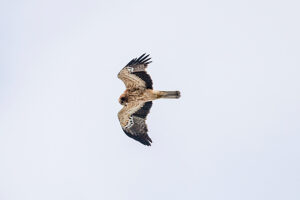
0, 0, 299, 199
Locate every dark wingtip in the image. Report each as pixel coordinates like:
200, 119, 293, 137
126, 53, 152, 67
122, 129, 153, 146
139, 135, 152, 146
137, 53, 146, 61
144, 141, 152, 146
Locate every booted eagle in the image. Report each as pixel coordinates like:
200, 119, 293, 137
118, 53, 181, 146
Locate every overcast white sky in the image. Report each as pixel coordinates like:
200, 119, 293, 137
1, 0, 300, 200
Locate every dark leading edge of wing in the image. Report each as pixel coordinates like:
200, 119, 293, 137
122, 101, 153, 146
126, 53, 153, 89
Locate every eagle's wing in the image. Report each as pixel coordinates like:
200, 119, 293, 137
118, 101, 153, 146
118, 53, 153, 89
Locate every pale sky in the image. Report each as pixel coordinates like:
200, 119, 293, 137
0, 0, 300, 200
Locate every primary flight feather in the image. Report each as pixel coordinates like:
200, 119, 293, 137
118, 53, 181, 146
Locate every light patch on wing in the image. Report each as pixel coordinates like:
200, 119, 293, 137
124, 116, 134, 129
124, 116, 147, 136
126, 67, 134, 73
130, 65, 147, 72
125, 66, 146, 73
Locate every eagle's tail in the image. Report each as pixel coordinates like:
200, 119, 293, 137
158, 91, 181, 99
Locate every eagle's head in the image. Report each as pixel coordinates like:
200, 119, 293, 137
119, 94, 128, 105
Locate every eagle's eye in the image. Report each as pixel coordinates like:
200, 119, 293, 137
120, 97, 126, 104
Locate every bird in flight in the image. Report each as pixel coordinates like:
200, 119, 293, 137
117, 53, 181, 146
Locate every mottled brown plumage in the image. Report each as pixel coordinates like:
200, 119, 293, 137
118, 53, 181, 146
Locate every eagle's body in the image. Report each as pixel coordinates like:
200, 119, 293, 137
118, 54, 180, 146
120, 89, 157, 103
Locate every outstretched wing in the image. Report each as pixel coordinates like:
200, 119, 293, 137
118, 53, 153, 89
118, 101, 153, 146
